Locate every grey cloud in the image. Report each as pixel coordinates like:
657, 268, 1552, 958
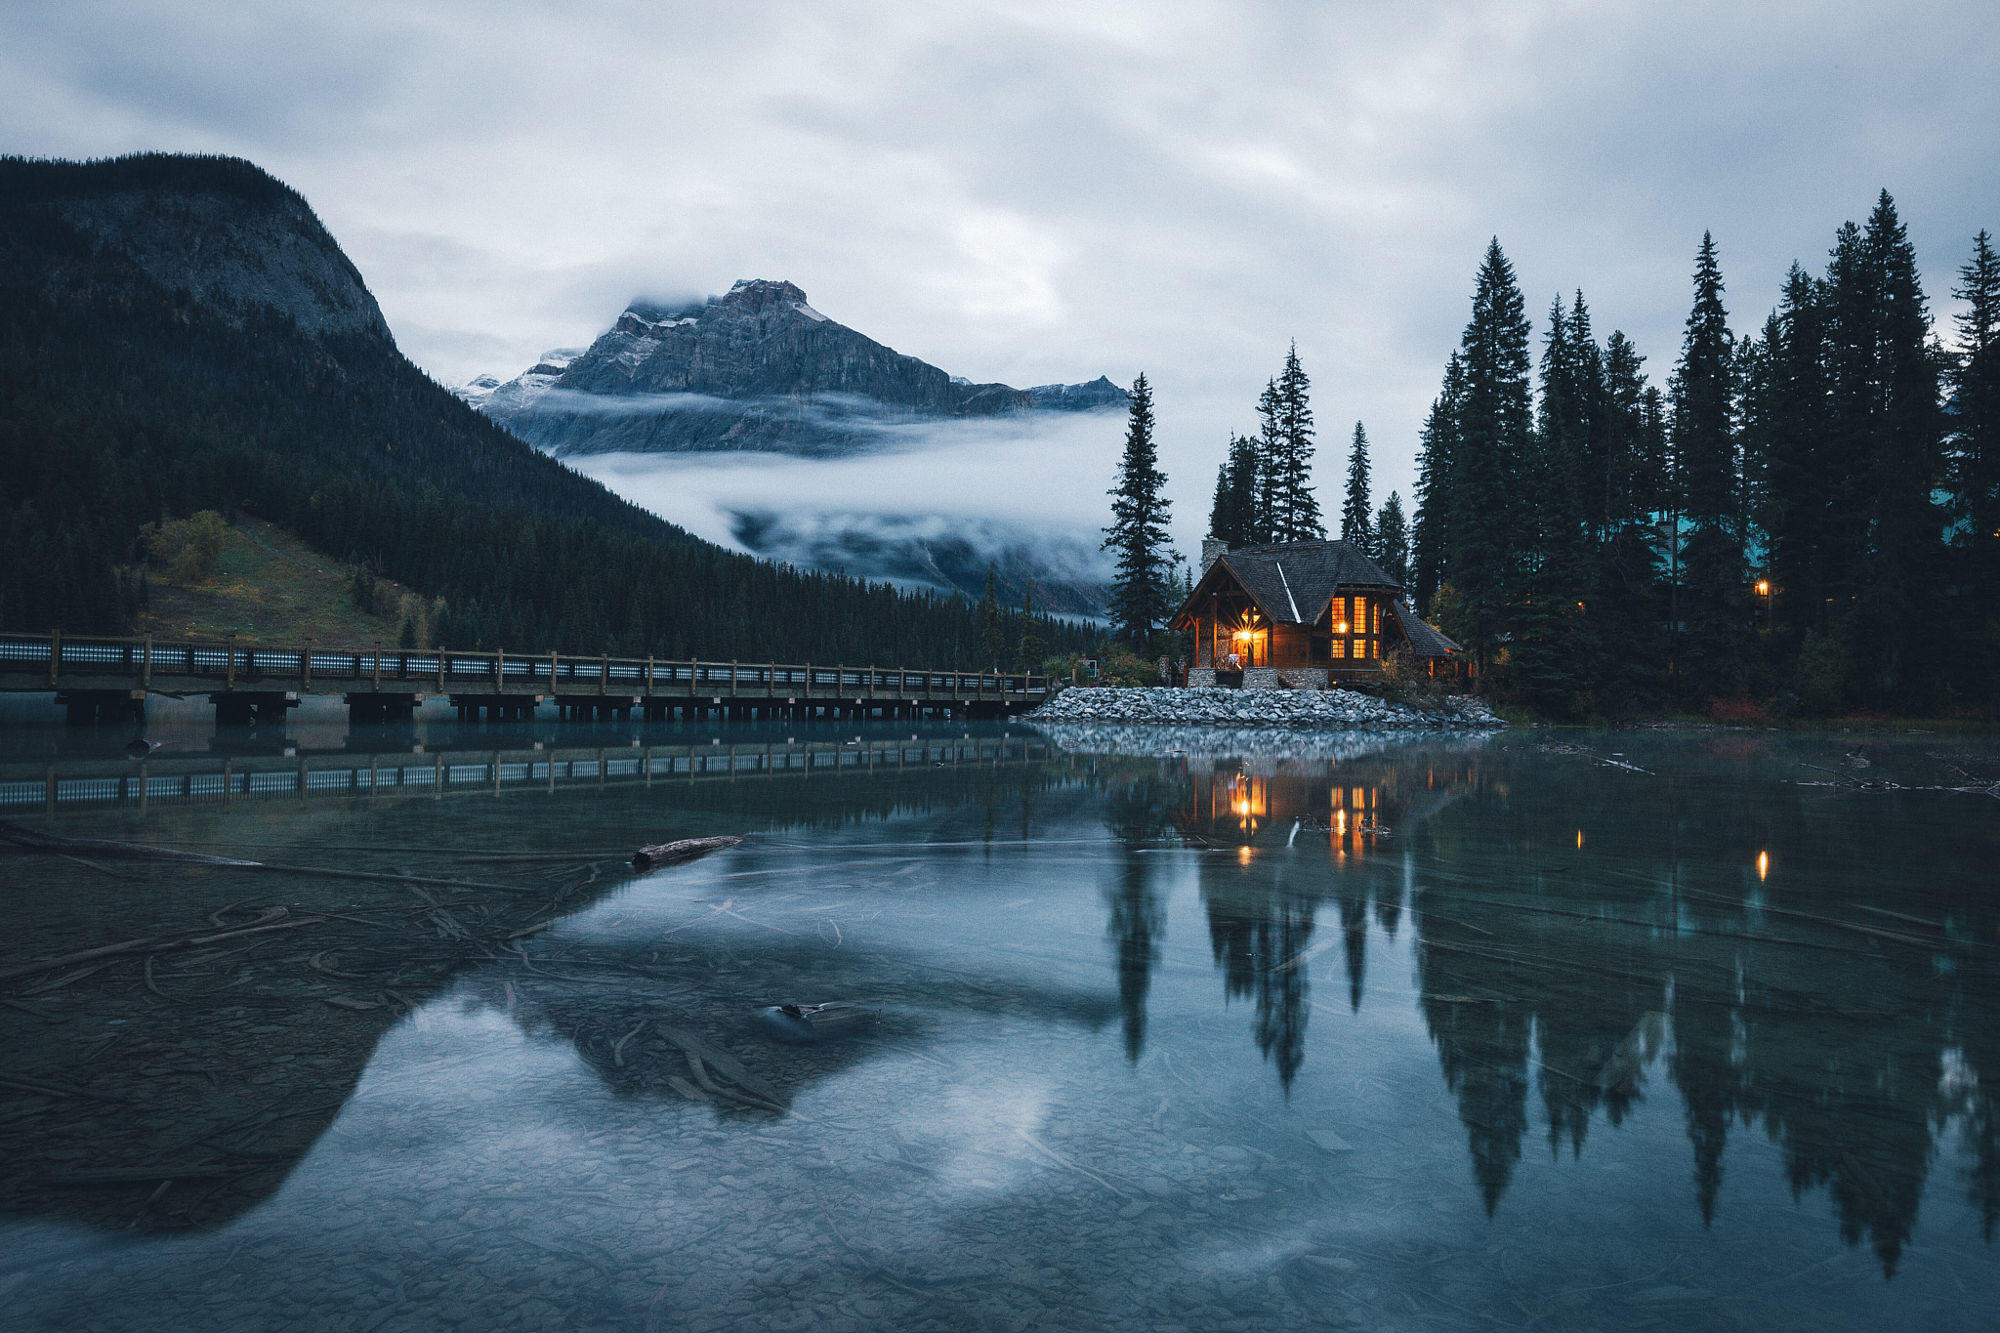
4, 0, 1996, 554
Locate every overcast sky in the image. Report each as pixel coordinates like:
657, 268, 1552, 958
7, 1, 1997, 550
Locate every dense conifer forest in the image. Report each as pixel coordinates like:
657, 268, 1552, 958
1206, 192, 1998, 717
0, 155, 1088, 670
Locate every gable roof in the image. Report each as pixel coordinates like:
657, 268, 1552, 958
1390, 599, 1461, 657
1176, 539, 1402, 627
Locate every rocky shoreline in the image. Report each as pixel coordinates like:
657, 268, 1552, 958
1026, 685, 1505, 730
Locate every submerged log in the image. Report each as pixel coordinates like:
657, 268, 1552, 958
757, 1001, 884, 1045
0, 821, 260, 867
630, 835, 743, 871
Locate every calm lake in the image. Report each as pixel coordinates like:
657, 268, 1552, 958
2, 715, 1997, 1330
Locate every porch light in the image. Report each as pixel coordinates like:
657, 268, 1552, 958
1757, 850, 1770, 881
1755, 579, 1770, 596
1233, 630, 1253, 641
1336, 622, 1349, 634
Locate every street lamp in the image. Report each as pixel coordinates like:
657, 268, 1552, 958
1754, 578, 1772, 630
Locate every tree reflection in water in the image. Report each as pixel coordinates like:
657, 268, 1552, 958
1089, 736, 2000, 1275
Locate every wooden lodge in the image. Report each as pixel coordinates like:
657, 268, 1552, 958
1174, 538, 1460, 688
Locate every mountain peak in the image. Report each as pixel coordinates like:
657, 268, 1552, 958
724, 278, 810, 310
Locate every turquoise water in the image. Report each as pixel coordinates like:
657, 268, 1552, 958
2, 717, 1997, 1330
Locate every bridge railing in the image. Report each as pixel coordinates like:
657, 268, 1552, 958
0, 632, 1047, 697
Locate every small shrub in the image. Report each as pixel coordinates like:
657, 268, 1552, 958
141, 509, 228, 583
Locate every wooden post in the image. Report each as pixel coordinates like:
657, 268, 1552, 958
438, 649, 446, 692
600, 654, 609, 691
226, 639, 236, 688
142, 636, 152, 690
495, 649, 505, 691
48, 628, 59, 688
373, 647, 382, 689
731, 660, 739, 697
551, 650, 560, 694
646, 656, 655, 693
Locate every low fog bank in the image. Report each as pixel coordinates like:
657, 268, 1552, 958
566, 412, 1129, 615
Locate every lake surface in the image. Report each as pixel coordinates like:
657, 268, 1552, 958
2, 715, 1997, 1330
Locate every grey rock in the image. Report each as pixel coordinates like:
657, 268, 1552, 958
460, 279, 1126, 457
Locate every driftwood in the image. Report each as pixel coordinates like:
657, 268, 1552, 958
0, 821, 258, 867
631, 835, 743, 871
757, 1001, 884, 1044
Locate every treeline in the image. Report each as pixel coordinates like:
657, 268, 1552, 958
0, 165, 1096, 670
1412, 192, 1997, 716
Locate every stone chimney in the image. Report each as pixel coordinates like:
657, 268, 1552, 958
1200, 537, 1228, 573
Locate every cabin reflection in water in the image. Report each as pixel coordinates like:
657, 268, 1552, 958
1175, 755, 1464, 860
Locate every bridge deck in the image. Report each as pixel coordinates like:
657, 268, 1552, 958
1, 632, 1049, 722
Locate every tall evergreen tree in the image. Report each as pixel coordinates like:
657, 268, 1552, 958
1854, 192, 1943, 702
1445, 239, 1534, 675
1510, 294, 1600, 713
1373, 491, 1409, 587
1668, 231, 1748, 698
1252, 379, 1283, 544
1595, 330, 1669, 705
1951, 230, 2000, 691
1017, 581, 1045, 669
1341, 422, 1373, 550
1207, 431, 1258, 547
1412, 352, 1465, 614
1270, 345, 1323, 541
1745, 264, 1833, 644
1102, 373, 1174, 649
977, 563, 1006, 667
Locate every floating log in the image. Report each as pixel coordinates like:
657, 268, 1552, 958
630, 835, 743, 871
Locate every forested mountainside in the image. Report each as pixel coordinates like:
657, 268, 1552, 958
0, 153, 1086, 667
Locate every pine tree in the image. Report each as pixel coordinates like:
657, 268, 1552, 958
1595, 330, 1669, 706
1102, 373, 1174, 649
1509, 293, 1600, 714
1854, 192, 1944, 702
1668, 231, 1748, 699
1341, 422, 1373, 550
1271, 345, 1323, 541
977, 564, 1006, 667
1207, 432, 1258, 547
1017, 581, 1045, 669
1747, 264, 1832, 643
1412, 352, 1465, 614
1446, 239, 1534, 676
1951, 229, 2000, 695
1373, 491, 1409, 586
1252, 379, 1283, 544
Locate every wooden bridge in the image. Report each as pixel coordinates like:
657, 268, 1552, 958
0, 632, 1050, 725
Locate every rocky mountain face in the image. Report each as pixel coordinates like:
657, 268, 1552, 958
460, 279, 1126, 456
14, 154, 393, 342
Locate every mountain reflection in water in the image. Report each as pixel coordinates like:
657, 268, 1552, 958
2, 719, 1996, 1329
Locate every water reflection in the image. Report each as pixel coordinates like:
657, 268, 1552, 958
3, 720, 1997, 1329
1074, 734, 2000, 1274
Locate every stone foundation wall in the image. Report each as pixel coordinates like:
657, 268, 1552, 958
1241, 668, 1283, 691
1187, 668, 1217, 687
1276, 667, 1330, 690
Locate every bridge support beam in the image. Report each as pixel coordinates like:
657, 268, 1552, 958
212, 692, 299, 726
449, 693, 542, 722
553, 695, 640, 721
56, 689, 145, 726
346, 692, 421, 724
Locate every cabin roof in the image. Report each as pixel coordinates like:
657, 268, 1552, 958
1173, 539, 1460, 657
1178, 539, 1400, 627
1390, 598, 1461, 657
